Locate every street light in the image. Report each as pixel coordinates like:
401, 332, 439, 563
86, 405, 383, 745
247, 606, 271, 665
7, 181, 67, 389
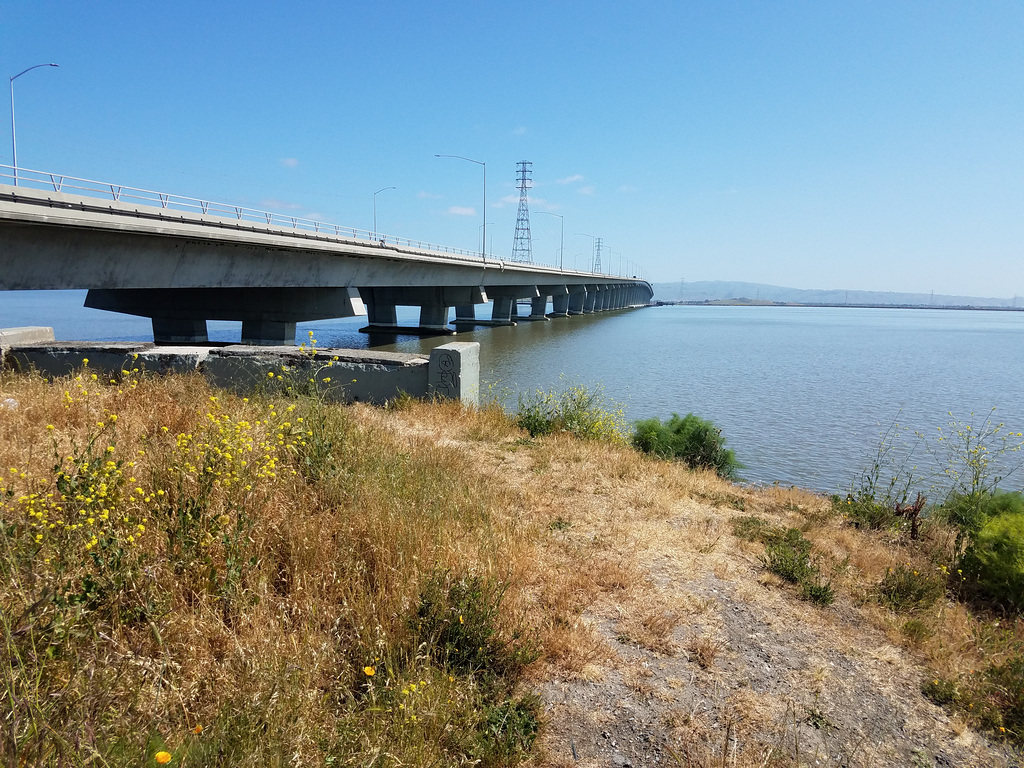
478, 221, 495, 257
575, 233, 597, 274
10, 62, 58, 186
435, 154, 486, 259
537, 211, 564, 270
373, 186, 396, 241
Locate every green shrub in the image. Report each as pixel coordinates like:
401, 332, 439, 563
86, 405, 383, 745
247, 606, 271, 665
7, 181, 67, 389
731, 515, 782, 543
923, 656, 1024, 744
762, 528, 814, 584
514, 384, 627, 443
632, 413, 741, 479
471, 695, 542, 764
876, 564, 945, 613
836, 492, 902, 531
800, 578, 835, 606
761, 528, 835, 605
412, 570, 537, 688
960, 509, 1024, 611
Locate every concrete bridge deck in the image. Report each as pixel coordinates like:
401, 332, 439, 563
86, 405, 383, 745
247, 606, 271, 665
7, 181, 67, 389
0, 170, 653, 344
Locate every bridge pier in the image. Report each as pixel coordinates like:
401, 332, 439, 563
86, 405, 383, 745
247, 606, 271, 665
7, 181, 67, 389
242, 320, 297, 346
583, 285, 599, 313
85, 287, 366, 346
517, 296, 550, 322
549, 293, 570, 317
153, 318, 209, 344
359, 286, 486, 335
567, 286, 587, 315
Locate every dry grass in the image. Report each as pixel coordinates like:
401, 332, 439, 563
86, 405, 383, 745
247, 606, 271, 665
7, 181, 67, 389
1, 367, 1021, 767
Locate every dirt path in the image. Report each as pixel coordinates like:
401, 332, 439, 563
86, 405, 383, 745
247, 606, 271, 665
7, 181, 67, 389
383, 406, 1020, 768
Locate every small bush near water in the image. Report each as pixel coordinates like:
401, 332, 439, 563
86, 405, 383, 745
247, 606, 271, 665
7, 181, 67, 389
950, 492, 1024, 612
632, 412, 741, 479
513, 382, 628, 443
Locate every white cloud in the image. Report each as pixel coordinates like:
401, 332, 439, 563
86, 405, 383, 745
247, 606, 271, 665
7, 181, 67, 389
448, 206, 477, 216
512, 126, 528, 136
280, 158, 299, 168
618, 184, 638, 193
418, 190, 444, 200
578, 186, 596, 196
557, 174, 585, 185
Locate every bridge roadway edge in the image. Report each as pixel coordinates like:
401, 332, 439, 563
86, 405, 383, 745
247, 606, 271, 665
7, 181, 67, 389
1, 184, 653, 344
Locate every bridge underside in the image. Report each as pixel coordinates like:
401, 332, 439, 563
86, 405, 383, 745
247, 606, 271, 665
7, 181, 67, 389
1, 184, 654, 345
84, 282, 651, 344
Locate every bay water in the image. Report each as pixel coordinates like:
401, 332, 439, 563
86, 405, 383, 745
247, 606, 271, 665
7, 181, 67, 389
3, 291, 1023, 495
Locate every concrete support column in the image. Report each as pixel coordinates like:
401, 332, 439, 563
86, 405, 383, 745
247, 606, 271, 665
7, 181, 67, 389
419, 304, 452, 331
153, 318, 209, 344
568, 287, 587, 315
366, 298, 398, 328
491, 296, 516, 325
583, 286, 599, 314
517, 296, 550, 322
241, 319, 296, 346
455, 305, 476, 322
550, 293, 570, 317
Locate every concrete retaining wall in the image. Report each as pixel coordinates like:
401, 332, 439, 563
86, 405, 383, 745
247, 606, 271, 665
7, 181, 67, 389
0, 329, 479, 406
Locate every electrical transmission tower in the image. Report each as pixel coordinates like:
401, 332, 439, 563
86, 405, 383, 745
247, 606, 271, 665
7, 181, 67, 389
593, 236, 603, 273
511, 161, 533, 263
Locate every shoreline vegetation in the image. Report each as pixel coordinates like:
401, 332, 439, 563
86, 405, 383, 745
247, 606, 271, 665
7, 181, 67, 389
1, 364, 1022, 767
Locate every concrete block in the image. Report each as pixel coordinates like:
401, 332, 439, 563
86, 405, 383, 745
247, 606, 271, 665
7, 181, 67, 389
0, 326, 55, 348
0, 326, 55, 368
4, 341, 151, 378
202, 346, 431, 404
134, 346, 210, 375
429, 342, 480, 406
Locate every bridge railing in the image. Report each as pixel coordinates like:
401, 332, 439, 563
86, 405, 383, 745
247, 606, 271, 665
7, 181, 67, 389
0, 165, 493, 261
0, 165, 644, 280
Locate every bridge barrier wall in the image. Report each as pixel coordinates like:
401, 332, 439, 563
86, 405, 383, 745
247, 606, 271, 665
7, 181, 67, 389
0, 330, 479, 407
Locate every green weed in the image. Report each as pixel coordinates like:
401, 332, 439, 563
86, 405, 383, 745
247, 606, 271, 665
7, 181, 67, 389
876, 564, 945, 613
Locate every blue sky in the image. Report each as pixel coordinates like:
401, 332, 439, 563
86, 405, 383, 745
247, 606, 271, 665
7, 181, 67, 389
3, 1, 1022, 297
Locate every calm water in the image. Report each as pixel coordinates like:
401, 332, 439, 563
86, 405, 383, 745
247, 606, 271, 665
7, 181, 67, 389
4, 291, 1024, 493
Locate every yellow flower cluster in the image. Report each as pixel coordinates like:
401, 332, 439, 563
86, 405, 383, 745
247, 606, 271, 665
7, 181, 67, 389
170, 401, 309, 492
397, 678, 431, 724
3, 417, 156, 559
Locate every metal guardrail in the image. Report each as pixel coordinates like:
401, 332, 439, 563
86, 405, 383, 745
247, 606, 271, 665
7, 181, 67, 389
0, 165, 643, 280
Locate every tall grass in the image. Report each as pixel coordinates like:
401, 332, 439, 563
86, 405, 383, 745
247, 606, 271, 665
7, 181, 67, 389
0, 366, 538, 766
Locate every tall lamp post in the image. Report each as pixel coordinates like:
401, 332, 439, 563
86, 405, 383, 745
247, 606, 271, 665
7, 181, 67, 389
537, 211, 564, 270
478, 221, 495, 257
435, 154, 486, 259
575, 233, 597, 274
373, 186, 396, 241
10, 62, 58, 186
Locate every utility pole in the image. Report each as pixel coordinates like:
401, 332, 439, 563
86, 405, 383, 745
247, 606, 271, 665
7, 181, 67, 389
511, 161, 533, 263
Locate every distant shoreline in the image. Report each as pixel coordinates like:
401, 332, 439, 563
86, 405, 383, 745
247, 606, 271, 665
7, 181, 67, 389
653, 299, 1024, 312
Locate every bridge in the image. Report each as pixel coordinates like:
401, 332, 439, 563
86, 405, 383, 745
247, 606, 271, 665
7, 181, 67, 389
0, 167, 653, 345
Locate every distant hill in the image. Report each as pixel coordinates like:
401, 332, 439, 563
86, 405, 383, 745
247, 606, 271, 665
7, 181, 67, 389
649, 281, 1021, 309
